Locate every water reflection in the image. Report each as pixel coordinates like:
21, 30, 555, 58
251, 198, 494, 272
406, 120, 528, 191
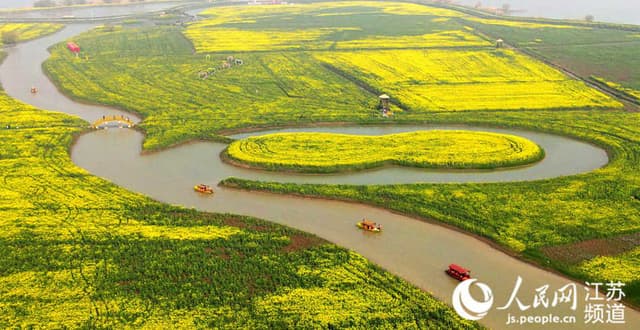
455, 0, 640, 25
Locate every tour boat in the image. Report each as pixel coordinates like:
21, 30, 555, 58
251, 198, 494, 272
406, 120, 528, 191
194, 184, 214, 194
357, 219, 382, 232
445, 264, 471, 281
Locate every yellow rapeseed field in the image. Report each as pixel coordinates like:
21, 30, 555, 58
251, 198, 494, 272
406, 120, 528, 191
185, 27, 490, 52
592, 76, 640, 100
184, 1, 487, 52
578, 246, 640, 283
184, 28, 337, 52
315, 49, 623, 111
195, 1, 464, 24
226, 130, 544, 172
0, 23, 62, 45
334, 30, 489, 49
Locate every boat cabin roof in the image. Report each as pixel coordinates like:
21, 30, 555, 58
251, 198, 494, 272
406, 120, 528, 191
449, 264, 469, 274
361, 219, 376, 226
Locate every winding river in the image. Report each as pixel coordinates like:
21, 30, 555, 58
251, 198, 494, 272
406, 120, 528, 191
2, 23, 638, 329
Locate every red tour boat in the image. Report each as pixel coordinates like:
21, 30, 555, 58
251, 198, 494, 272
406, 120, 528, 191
445, 264, 471, 281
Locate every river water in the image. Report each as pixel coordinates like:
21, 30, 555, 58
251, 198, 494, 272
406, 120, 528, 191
0, 1, 183, 19
1, 24, 638, 329
455, 0, 640, 25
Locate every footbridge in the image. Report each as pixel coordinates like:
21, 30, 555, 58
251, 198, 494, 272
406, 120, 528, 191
91, 115, 135, 129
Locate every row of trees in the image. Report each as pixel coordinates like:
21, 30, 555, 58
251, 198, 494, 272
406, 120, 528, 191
35, 0, 86, 7
1, 31, 18, 45
34, 0, 151, 8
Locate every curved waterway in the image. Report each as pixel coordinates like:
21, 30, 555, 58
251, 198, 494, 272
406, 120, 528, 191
2, 25, 638, 329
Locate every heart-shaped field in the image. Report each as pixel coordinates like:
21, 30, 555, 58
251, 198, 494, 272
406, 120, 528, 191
225, 130, 544, 173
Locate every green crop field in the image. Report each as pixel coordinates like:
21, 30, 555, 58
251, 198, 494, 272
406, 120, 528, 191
315, 48, 620, 111
465, 18, 640, 97
43, 26, 378, 150
0, 91, 478, 328
225, 131, 544, 173
185, 2, 486, 51
43, 1, 622, 151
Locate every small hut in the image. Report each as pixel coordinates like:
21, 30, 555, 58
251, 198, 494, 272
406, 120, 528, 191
379, 94, 390, 111
496, 38, 504, 48
67, 42, 81, 57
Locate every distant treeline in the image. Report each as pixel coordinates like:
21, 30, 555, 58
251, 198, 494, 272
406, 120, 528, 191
35, 0, 85, 7
34, 0, 151, 8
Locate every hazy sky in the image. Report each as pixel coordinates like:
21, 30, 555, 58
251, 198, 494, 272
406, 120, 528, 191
1, 0, 639, 25
455, 0, 640, 25
0, 0, 36, 9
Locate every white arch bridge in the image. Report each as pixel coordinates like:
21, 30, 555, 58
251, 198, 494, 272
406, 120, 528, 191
91, 115, 135, 129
